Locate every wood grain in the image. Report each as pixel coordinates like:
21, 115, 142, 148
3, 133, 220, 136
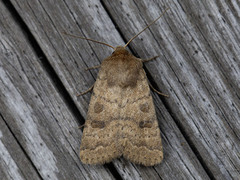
0, 1, 114, 179
0, 0, 239, 179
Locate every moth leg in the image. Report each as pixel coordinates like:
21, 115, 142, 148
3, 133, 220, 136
78, 123, 85, 129
142, 56, 159, 63
85, 65, 101, 71
149, 83, 169, 97
76, 84, 94, 96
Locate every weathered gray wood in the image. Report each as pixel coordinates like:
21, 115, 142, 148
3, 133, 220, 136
0, 116, 41, 180
0, 1, 114, 180
102, 0, 240, 179
1, 0, 239, 179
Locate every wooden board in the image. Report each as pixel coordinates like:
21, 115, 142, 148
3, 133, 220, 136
0, 0, 239, 179
0, 1, 114, 179
0, 115, 41, 180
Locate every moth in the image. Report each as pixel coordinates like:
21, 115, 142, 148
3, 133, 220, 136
66, 8, 169, 166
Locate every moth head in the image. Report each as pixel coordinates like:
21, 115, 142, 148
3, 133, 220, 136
112, 46, 129, 56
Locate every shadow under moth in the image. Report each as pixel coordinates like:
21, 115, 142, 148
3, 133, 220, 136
67, 8, 169, 166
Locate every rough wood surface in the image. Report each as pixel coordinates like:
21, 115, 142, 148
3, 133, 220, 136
0, 0, 239, 179
0, 1, 114, 179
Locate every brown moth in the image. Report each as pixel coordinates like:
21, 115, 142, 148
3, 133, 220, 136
68, 8, 169, 166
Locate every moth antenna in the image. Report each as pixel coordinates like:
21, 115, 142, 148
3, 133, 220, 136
62, 31, 115, 49
124, 7, 170, 48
